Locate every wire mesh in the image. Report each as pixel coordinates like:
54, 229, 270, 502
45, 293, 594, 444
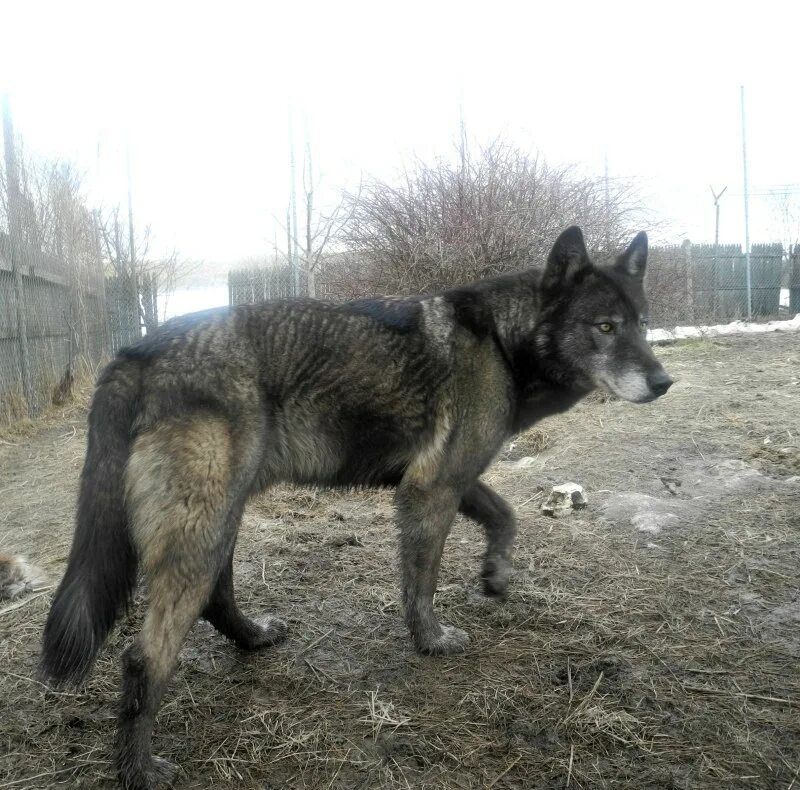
0, 232, 112, 419
230, 245, 796, 332
228, 263, 309, 305
2, 238, 796, 424
646, 243, 786, 328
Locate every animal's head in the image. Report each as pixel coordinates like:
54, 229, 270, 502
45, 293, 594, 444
534, 226, 672, 403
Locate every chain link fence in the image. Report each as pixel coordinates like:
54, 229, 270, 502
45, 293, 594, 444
0, 233, 146, 423
230, 244, 800, 331
645, 242, 795, 329
0, 233, 108, 421
3, 237, 798, 426
228, 262, 302, 305
228, 262, 338, 305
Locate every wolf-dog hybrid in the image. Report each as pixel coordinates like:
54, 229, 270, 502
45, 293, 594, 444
40, 226, 671, 788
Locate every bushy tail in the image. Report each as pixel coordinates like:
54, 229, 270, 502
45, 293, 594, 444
40, 359, 141, 685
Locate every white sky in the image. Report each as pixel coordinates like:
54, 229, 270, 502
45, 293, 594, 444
2, 0, 798, 269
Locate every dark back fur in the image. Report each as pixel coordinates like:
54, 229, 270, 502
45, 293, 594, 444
40, 227, 667, 687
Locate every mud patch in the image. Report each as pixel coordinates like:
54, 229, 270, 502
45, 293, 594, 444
737, 591, 800, 657
601, 457, 774, 535
2, 331, 800, 789
602, 492, 688, 535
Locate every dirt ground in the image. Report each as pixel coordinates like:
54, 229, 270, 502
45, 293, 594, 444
1, 331, 799, 789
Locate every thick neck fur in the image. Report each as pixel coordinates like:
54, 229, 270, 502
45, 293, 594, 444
450, 269, 591, 434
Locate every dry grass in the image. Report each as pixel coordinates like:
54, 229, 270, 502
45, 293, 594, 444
0, 355, 103, 441
0, 332, 799, 789
512, 427, 554, 456
0, 387, 29, 427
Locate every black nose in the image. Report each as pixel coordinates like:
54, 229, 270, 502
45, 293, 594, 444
648, 370, 673, 397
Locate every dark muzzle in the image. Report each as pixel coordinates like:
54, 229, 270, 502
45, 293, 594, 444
647, 369, 673, 398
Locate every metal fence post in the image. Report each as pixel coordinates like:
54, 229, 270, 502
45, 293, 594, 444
789, 244, 800, 315
2, 95, 37, 415
740, 86, 752, 321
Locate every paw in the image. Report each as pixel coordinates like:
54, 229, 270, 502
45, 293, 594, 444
482, 554, 512, 599
119, 755, 178, 790
149, 756, 178, 785
240, 615, 288, 650
415, 625, 470, 656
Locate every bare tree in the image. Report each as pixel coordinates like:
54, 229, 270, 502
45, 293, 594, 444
769, 189, 800, 260
96, 206, 194, 330
1, 138, 108, 406
766, 191, 800, 300
300, 143, 360, 297
1, 154, 98, 275
335, 136, 649, 297
275, 138, 356, 298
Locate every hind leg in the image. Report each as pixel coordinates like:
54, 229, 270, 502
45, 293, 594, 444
116, 571, 213, 789
118, 414, 240, 789
202, 538, 287, 650
459, 481, 517, 598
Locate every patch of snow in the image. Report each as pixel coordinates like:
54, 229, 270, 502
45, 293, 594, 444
602, 492, 688, 536
685, 459, 766, 494
511, 456, 546, 470
648, 313, 800, 343
161, 281, 229, 321
601, 458, 771, 538
631, 510, 680, 534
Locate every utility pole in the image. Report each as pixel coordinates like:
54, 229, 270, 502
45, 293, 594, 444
710, 185, 727, 248
126, 144, 141, 336
458, 99, 467, 174
740, 86, 752, 321
710, 185, 727, 322
2, 94, 36, 414
126, 145, 136, 275
604, 152, 611, 251
288, 103, 300, 296
457, 98, 467, 228
305, 139, 315, 298
286, 206, 293, 274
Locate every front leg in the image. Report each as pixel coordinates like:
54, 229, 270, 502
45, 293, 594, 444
459, 481, 517, 598
395, 482, 470, 655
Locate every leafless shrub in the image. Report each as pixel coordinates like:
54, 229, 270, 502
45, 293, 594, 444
1, 155, 100, 289
335, 137, 649, 297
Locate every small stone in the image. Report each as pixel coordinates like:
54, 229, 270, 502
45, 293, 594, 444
542, 483, 587, 517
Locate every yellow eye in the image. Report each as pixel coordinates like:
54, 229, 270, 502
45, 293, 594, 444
597, 322, 614, 333
640, 319, 648, 329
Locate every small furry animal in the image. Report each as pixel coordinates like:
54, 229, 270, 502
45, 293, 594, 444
0, 553, 45, 600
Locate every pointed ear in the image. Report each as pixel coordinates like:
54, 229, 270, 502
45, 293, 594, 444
616, 231, 648, 280
543, 226, 591, 290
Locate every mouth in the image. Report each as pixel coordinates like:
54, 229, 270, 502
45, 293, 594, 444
595, 371, 673, 403
631, 391, 663, 404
